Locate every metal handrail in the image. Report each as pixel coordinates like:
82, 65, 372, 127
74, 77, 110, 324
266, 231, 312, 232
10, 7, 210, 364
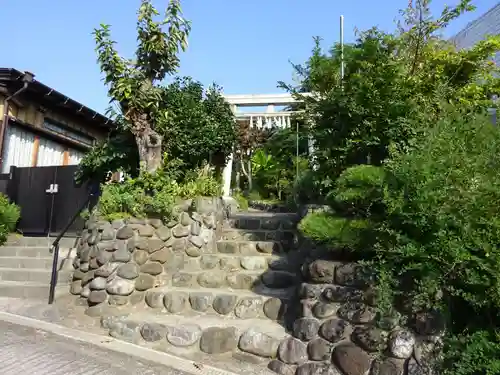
48, 183, 100, 304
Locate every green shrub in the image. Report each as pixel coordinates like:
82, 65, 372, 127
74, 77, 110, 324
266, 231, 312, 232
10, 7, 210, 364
298, 108, 500, 373
330, 164, 386, 216
179, 163, 221, 198
247, 190, 263, 202
233, 192, 248, 210
349, 110, 500, 373
0, 194, 20, 232
298, 211, 373, 249
380, 110, 500, 312
0, 194, 20, 244
293, 169, 323, 204
97, 162, 221, 222
442, 330, 500, 375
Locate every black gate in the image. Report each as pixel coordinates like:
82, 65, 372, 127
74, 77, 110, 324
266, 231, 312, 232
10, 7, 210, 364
6, 165, 92, 236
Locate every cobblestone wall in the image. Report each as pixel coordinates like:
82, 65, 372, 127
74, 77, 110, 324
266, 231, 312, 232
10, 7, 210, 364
269, 257, 443, 375
69, 197, 225, 316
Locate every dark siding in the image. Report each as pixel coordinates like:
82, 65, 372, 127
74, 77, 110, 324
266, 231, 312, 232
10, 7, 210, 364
451, 3, 500, 65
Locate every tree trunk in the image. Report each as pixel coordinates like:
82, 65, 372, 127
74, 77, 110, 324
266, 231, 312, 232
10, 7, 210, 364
247, 159, 253, 192
239, 155, 253, 193
135, 129, 162, 173
129, 111, 162, 173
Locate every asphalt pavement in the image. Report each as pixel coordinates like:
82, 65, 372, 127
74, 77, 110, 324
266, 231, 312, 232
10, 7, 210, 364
0, 320, 192, 375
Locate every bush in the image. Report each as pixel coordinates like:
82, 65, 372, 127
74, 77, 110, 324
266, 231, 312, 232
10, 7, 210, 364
329, 164, 386, 217
293, 169, 323, 204
0, 194, 20, 243
233, 192, 249, 210
97, 162, 221, 222
285, 1, 500, 371
299, 211, 373, 250
380, 110, 500, 313
319, 109, 500, 373
158, 77, 237, 171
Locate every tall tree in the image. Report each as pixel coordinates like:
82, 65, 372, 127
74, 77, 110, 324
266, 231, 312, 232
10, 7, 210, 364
93, 0, 191, 172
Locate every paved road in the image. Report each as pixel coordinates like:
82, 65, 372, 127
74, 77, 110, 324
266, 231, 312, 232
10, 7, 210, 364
0, 320, 191, 375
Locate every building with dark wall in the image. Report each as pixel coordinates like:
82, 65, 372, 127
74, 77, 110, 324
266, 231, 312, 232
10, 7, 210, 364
0, 68, 112, 173
451, 3, 500, 124
451, 2, 500, 63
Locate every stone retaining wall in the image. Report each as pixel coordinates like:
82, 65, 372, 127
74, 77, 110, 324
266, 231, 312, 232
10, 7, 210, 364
269, 259, 443, 375
69, 197, 225, 314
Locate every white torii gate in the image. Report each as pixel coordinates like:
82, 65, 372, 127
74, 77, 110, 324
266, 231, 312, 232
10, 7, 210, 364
221, 93, 311, 197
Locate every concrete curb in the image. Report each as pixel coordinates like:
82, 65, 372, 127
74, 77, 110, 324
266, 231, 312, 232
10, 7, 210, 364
0, 311, 240, 375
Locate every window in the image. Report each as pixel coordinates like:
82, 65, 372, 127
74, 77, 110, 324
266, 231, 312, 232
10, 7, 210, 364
43, 118, 95, 146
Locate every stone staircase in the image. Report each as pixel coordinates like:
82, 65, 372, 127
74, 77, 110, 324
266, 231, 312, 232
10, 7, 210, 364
0, 235, 75, 298
105, 211, 303, 362
68, 200, 307, 370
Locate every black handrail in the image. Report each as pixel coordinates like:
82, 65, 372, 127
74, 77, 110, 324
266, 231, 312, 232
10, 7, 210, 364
48, 182, 100, 305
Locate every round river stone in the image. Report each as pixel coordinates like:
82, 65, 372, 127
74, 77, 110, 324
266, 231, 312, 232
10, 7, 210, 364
163, 292, 188, 313
278, 337, 308, 365
166, 325, 202, 347
117, 263, 140, 279
238, 328, 280, 358
293, 318, 320, 341
140, 323, 166, 342
199, 327, 238, 354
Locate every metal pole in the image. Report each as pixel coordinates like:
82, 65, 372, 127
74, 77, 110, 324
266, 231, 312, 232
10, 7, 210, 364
340, 15, 345, 84
295, 119, 300, 204
491, 94, 498, 126
296, 120, 299, 183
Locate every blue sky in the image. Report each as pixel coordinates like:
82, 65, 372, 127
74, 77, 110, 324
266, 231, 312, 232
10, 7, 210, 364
1, 0, 498, 114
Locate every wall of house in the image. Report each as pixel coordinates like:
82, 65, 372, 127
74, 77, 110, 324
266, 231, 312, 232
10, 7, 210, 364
0, 94, 107, 172
0, 94, 106, 142
451, 3, 500, 65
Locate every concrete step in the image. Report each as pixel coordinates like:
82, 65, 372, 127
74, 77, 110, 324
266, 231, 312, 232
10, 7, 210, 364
169, 268, 299, 292
0, 256, 65, 270
0, 267, 73, 284
0, 246, 73, 258
0, 281, 69, 299
6, 235, 78, 248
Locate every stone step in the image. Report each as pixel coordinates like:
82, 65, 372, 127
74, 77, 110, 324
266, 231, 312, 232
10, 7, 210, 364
182, 253, 299, 273
225, 212, 298, 231
0, 246, 73, 258
223, 216, 298, 231
100, 311, 288, 362
220, 229, 297, 243
138, 286, 293, 320
216, 240, 284, 255
6, 235, 78, 248
247, 201, 297, 213
0, 281, 70, 299
0, 267, 73, 284
230, 212, 298, 219
168, 269, 299, 291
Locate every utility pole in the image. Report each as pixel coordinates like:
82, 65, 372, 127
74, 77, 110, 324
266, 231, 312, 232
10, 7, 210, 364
340, 15, 345, 86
